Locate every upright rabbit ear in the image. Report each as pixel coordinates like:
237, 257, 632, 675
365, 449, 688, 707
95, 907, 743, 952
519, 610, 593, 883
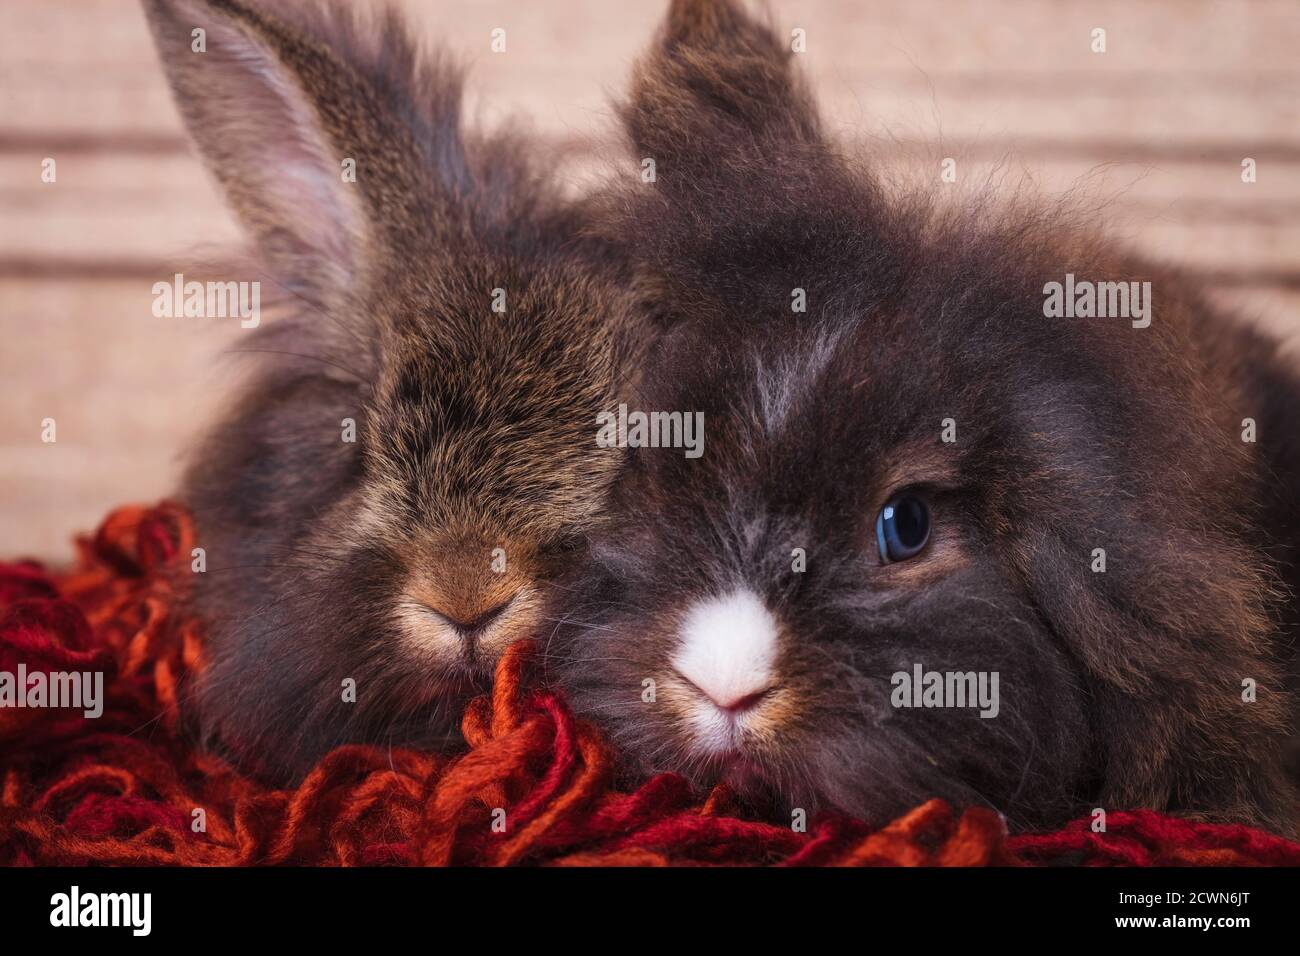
143, 0, 465, 299
622, 0, 822, 186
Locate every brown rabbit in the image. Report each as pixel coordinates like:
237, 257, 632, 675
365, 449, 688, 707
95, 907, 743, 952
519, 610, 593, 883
144, 0, 641, 781
551, 0, 1300, 836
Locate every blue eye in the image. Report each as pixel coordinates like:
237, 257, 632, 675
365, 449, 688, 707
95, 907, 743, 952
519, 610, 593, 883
875, 494, 931, 564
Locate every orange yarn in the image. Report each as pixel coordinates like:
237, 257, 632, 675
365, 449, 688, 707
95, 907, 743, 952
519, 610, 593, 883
2, 503, 1297, 867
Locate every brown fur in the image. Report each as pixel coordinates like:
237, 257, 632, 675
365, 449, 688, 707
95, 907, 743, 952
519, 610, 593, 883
144, 0, 642, 780
551, 0, 1300, 835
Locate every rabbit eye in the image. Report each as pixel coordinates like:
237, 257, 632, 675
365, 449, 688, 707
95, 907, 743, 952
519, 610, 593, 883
875, 493, 931, 564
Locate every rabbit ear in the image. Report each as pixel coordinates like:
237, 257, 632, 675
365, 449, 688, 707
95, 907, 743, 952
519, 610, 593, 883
621, 0, 822, 187
143, 0, 467, 298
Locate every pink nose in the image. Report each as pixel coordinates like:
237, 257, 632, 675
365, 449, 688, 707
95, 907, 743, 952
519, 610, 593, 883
678, 674, 773, 714
714, 688, 771, 713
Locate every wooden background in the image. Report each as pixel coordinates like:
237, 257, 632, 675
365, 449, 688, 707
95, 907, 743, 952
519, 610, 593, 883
2, 0, 1298, 561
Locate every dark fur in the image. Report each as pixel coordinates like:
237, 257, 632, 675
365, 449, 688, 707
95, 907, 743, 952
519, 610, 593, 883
551, 0, 1300, 834
145, 0, 642, 781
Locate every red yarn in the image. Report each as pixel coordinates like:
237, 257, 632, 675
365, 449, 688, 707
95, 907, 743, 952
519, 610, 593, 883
2, 503, 1297, 867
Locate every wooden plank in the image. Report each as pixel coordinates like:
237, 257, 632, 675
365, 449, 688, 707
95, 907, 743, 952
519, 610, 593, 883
1, 2, 1297, 143
0, 277, 243, 561
5, 0, 1297, 73
4, 148, 1296, 281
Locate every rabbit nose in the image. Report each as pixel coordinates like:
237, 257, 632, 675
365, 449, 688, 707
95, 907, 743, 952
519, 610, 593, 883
436, 597, 514, 639
672, 587, 780, 716
684, 679, 773, 715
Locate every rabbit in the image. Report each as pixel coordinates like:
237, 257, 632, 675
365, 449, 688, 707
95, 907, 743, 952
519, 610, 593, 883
143, 0, 644, 782
549, 0, 1300, 836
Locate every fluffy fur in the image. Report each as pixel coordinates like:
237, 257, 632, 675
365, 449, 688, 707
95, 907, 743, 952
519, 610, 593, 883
551, 0, 1300, 835
145, 0, 642, 781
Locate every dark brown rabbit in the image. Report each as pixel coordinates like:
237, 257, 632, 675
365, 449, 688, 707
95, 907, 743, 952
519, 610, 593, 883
144, 0, 641, 781
550, 0, 1300, 835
